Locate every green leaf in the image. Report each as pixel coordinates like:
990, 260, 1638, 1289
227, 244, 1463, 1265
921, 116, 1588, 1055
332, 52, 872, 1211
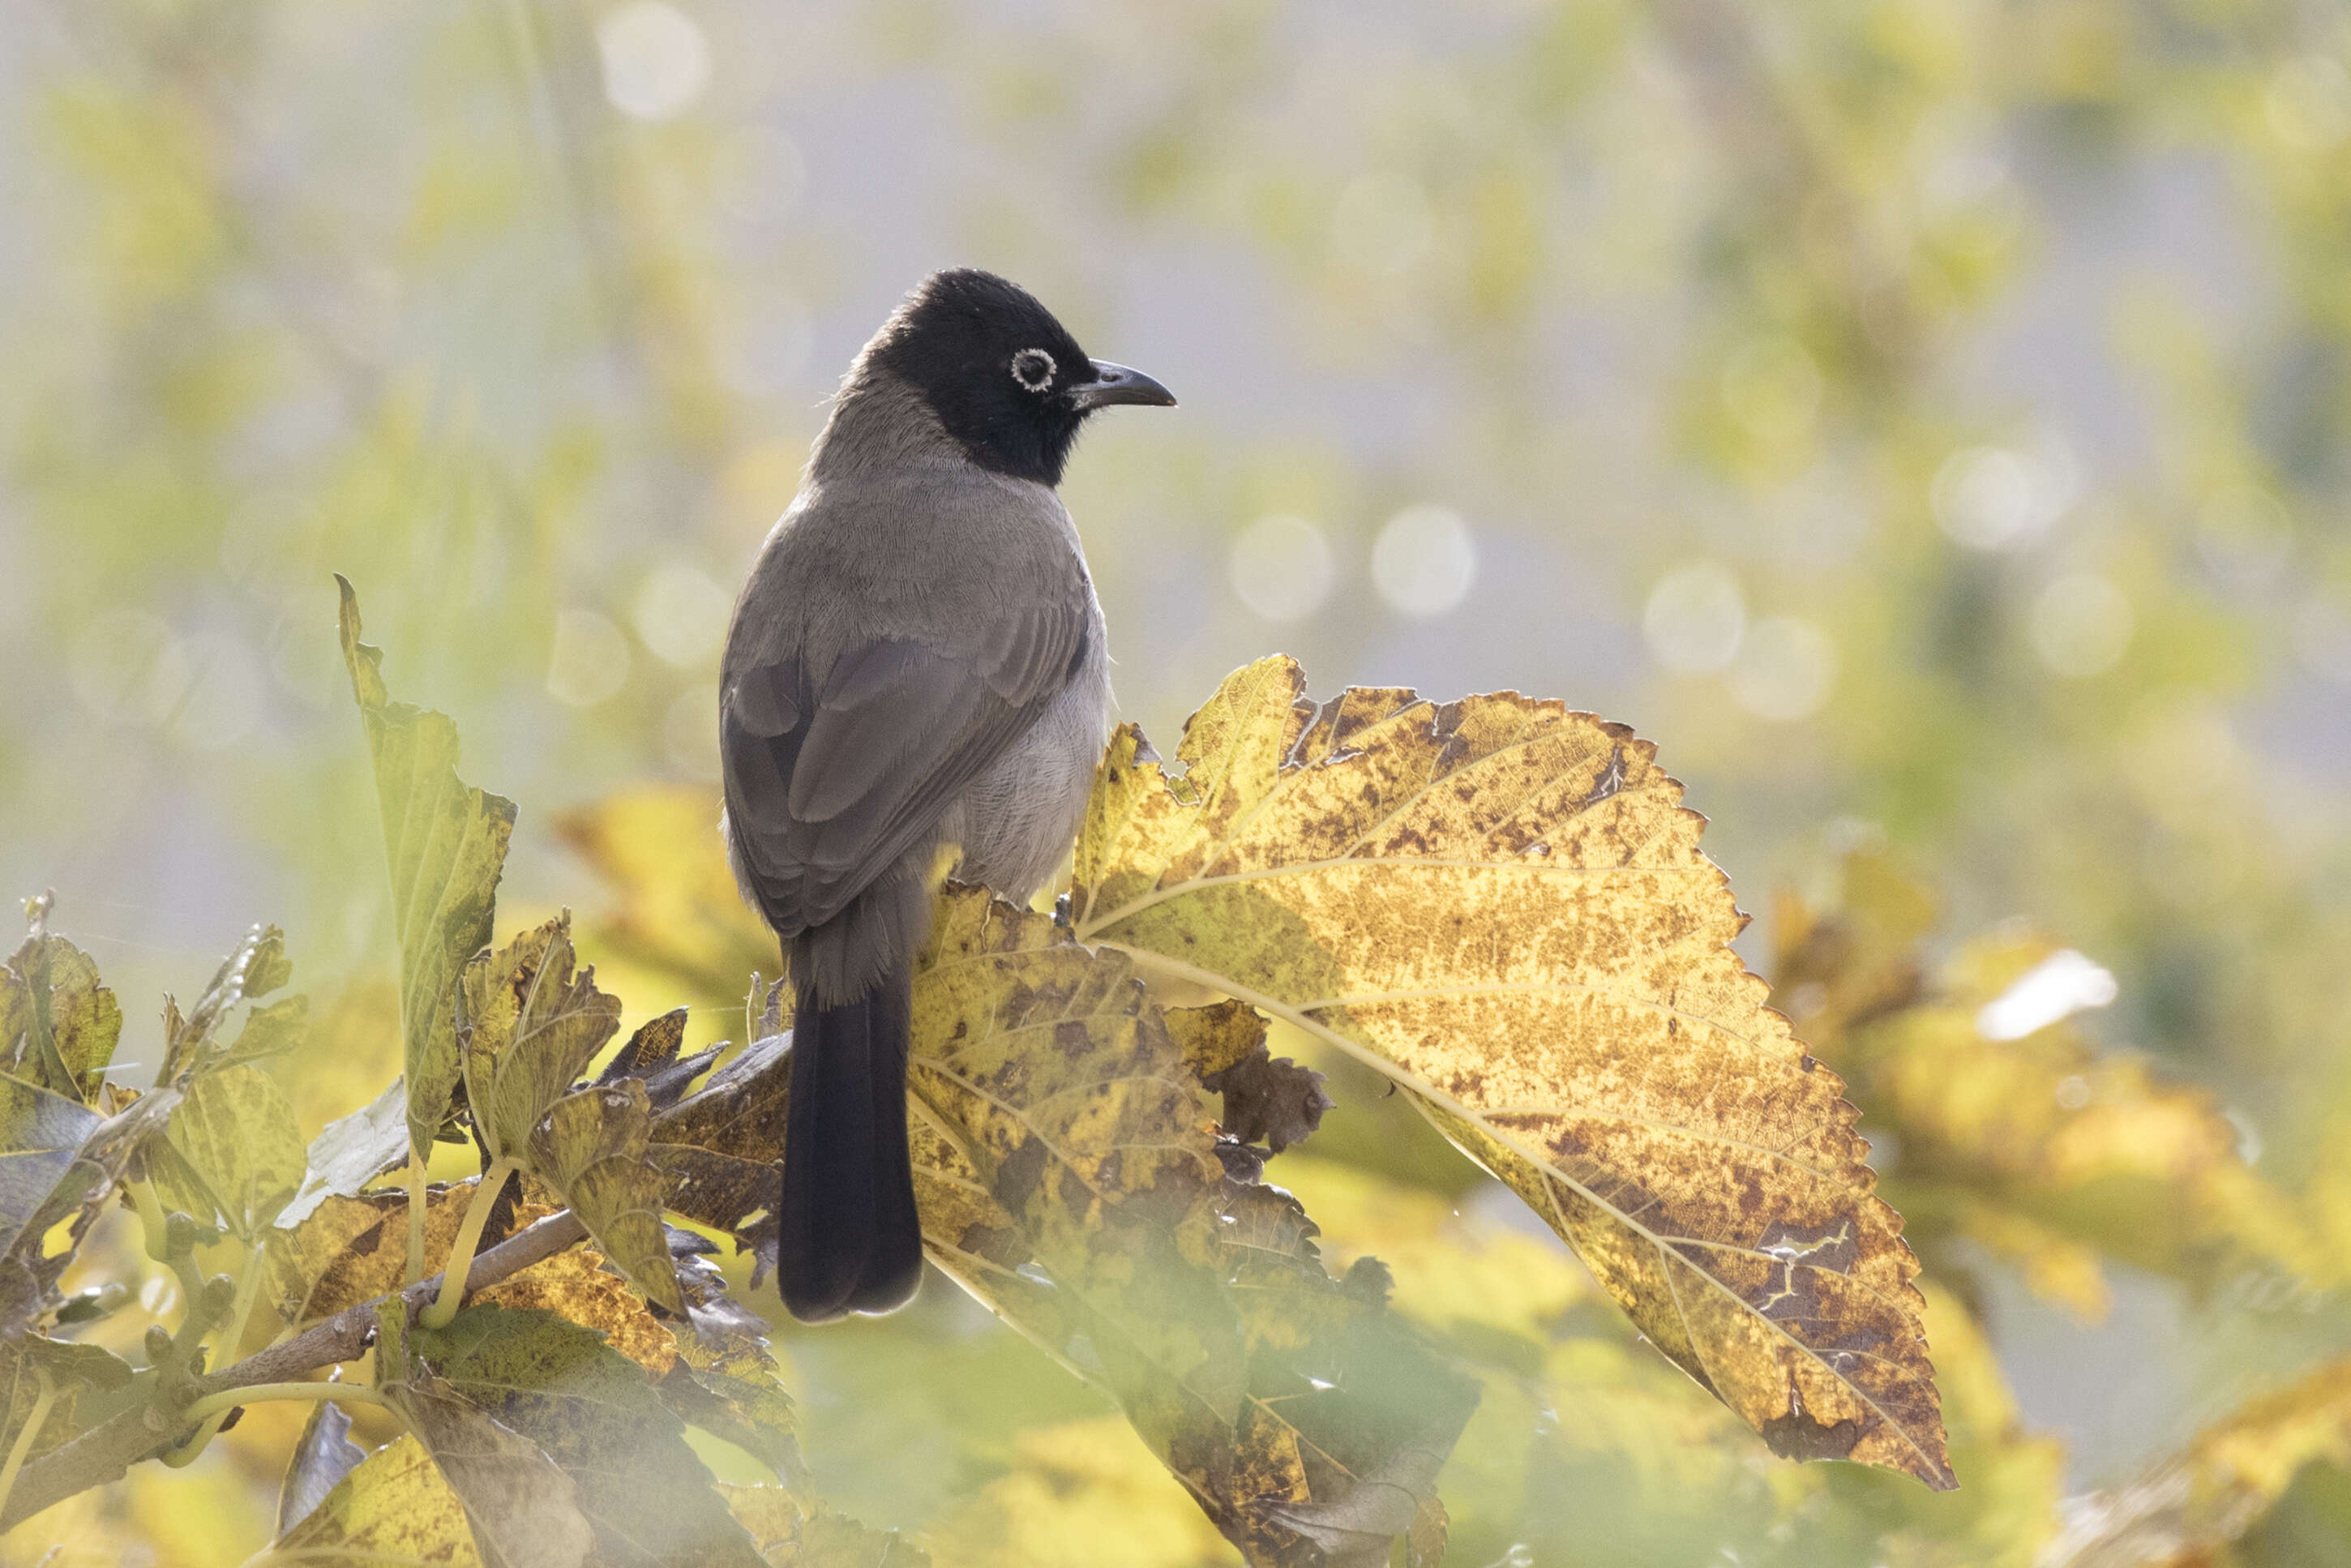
406, 1302, 764, 1567
458, 914, 623, 1165
257, 1432, 487, 1567
0, 907, 122, 1105
220, 994, 309, 1068
525, 1082, 681, 1313
276, 1395, 367, 1538
336, 574, 518, 1159
148, 1063, 306, 1239
279, 1077, 410, 1231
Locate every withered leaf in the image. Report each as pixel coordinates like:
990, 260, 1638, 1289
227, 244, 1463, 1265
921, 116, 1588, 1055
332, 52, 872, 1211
276, 1394, 368, 1538
1167, 1000, 1333, 1156
459, 914, 624, 1165
280, 1077, 411, 1231
650, 1033, 789, 1281
338, 576, 518, 1159
405, 1302, 764, 1567
1072, 659, 1952, 1491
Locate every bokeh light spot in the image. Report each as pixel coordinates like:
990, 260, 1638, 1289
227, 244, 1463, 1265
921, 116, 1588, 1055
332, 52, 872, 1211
597, 2, 712, 122
1371, 504, 1476, 617
1642, 562, 1745, 674
2028, 572, 2133, 678
1728, 615, 1836, 721
547, 609, 632, 708
634, 563, 732, 668
1229, 514, 1336, 622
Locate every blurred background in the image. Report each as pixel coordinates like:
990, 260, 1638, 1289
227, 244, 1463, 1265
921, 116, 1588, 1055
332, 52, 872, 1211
4, 0, 2351, 1562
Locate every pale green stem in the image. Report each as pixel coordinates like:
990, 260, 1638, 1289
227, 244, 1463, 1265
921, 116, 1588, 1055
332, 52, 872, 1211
178, 1380, 394, 1430
126, 1180, 170, 1263
0, 1368, 56, 1528
419, 1160, 513, 1330
404, 1151, 428, 1286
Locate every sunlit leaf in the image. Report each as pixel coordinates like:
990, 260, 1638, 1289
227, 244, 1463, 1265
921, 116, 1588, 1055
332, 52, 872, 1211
221, 994, 309, 1068
1070, 659, 1952, 1489
525, 1081, 682, 1313
475, 1245, 678, 1376
255, 1432, 486, 1568
158, 922, 297, 1084
927, 1417, 1239, 1568
405, 1301, 764, 1566
1167, 1000, 1330, 1155
268, 1186, 477, 1327
337, 575, 518, 1159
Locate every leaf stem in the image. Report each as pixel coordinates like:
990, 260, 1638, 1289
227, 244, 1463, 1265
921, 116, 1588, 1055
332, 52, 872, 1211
0, 1368, 56, 1529
126, 1180, 170, 1262
405, 1151, 428, 1285
419, 1160, 513, 1330
178, 1380, 393, 1430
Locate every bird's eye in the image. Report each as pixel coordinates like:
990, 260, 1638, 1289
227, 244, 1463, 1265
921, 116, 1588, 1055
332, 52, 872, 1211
1008, 348, 1057, 393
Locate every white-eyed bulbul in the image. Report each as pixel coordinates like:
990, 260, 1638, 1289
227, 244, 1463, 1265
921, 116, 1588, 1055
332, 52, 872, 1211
719, 269, 1175, 1322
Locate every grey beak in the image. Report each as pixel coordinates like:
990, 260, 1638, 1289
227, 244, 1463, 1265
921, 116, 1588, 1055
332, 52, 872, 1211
1068, 359, 1176, 411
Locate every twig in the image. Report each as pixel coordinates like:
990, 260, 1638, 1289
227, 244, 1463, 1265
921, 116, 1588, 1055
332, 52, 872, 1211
0, 1208, 587, 1533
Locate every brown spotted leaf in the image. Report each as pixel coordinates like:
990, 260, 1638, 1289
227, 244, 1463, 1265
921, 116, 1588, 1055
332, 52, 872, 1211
525, 1081, 683, 1314
718, 1484, 930, 1567
1072, 658, 1951, 1490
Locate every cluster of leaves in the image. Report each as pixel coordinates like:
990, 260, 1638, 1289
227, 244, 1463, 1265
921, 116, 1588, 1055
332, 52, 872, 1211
0, 587, 1989, 1566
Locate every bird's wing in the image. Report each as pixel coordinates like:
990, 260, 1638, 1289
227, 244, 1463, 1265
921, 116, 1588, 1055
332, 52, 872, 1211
721, 599, 1090, 936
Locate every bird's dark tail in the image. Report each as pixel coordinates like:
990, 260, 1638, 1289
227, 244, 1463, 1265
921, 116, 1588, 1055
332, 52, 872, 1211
778, 964, 923, 1322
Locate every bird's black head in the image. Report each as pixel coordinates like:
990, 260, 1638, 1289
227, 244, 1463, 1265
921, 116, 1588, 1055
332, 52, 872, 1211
866, 269, 1175, 487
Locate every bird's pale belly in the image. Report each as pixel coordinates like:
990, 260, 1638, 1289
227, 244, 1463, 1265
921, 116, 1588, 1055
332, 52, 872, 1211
940, 653, 1111, 902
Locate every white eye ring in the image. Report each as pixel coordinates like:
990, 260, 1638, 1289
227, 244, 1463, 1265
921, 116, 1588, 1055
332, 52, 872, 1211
1009, 347, 1057, 393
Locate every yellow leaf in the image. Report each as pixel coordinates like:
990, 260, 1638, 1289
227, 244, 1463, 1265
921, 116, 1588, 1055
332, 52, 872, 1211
1072, 659, 1952, 1490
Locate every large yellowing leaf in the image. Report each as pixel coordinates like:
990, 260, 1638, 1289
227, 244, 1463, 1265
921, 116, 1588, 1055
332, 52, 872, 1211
337, 575, 518, 1159
1072, 658, 1952, 1490
458, 915, 623, 1164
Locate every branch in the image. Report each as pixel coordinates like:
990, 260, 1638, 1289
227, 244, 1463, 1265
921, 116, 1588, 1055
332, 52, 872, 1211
0, 1207, 589, 1534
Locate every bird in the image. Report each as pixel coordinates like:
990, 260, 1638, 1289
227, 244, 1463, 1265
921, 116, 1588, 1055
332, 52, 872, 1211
717, 268, 1176, 1322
